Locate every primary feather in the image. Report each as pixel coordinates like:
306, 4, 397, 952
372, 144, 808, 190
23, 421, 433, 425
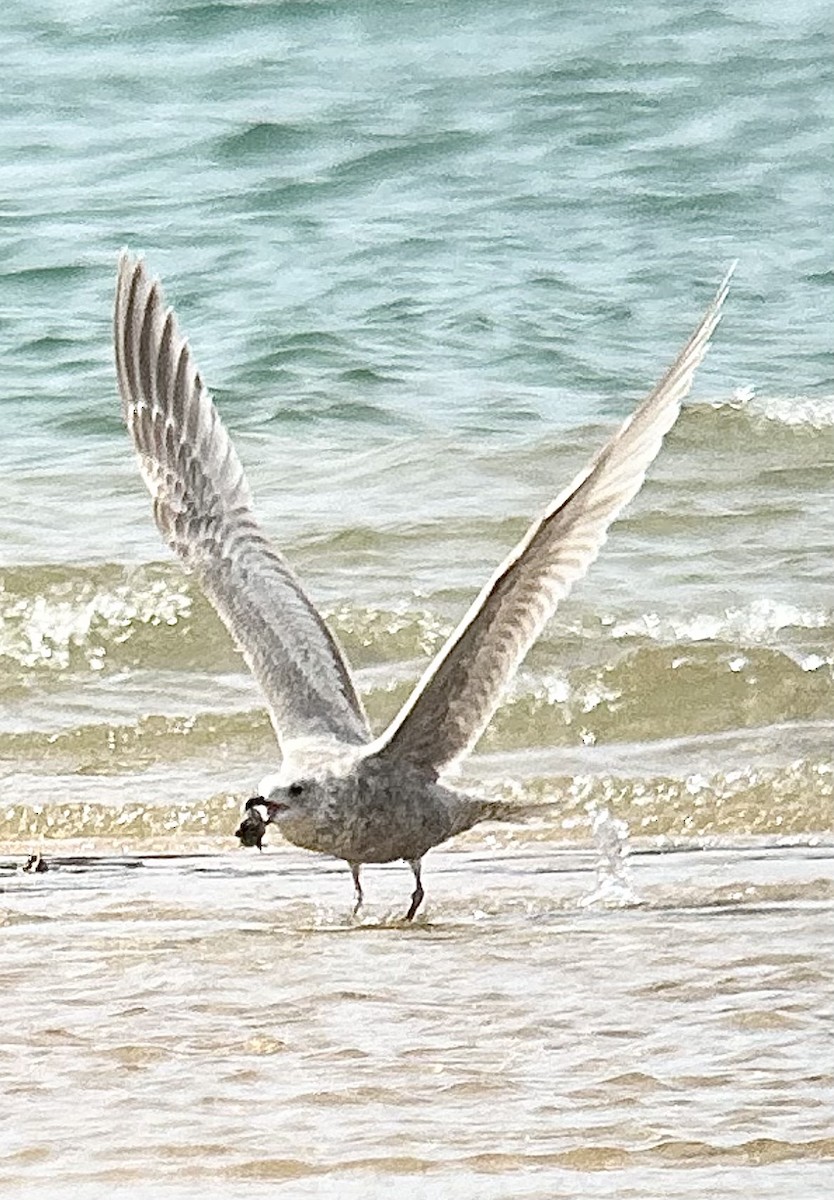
373, 265, 735, 776
114, 253, 370, 760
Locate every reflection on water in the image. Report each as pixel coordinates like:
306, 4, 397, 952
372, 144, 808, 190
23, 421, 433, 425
1, 841, 833, 1198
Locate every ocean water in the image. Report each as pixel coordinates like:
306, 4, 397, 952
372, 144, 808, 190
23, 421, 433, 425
1, 1, 832, 1196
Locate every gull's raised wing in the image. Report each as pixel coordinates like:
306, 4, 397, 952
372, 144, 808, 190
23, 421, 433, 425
114, 253, 370, 757
373, 266, 735, 777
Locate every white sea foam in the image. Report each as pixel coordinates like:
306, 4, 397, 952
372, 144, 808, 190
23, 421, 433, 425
707, 389, 834, 429
0, 581, 192, 671
611, 598, 829, 645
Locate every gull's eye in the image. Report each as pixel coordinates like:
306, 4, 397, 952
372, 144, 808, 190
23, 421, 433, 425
288, 782, 304, 797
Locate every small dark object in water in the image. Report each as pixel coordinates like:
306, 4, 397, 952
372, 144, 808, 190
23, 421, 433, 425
235, 797, 268, 850
23, 853, 48, 874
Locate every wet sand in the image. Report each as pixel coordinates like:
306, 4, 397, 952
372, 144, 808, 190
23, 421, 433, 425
2, 838, 832, 1198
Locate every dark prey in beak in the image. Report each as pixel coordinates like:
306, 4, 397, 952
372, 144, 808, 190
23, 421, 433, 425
235, 796, 267, 850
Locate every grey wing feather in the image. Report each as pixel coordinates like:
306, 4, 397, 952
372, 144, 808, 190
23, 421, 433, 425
114, 252, 370, 756
373, 265, 735, 776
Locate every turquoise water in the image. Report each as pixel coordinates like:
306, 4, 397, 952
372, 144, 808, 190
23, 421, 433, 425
1, 5, 833, 1194
1, 0, 832, 825
2, 0, 833, 815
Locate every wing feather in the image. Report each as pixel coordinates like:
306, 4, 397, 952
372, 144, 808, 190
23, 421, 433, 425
114, 252, 370, 757
373, 266, 735, 776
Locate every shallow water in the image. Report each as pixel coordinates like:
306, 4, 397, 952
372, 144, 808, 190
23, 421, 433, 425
1, 0, 833, 1194
2, 841, 833, 1199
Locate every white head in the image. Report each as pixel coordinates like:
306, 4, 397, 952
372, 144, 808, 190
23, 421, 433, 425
252, 774, 343, 852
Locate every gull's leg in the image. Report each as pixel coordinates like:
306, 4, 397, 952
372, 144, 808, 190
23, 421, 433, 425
350, 862, 364, 916
404, 858, 424, 921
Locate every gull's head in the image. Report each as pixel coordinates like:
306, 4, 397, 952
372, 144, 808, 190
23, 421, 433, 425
262, 779, 315, 826
253, 775, 328, 837
252, 770, 352, 850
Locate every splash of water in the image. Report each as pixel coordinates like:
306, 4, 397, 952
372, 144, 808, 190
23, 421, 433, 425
578, 796, 639, 909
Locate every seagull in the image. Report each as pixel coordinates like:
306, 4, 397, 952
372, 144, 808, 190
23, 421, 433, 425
114, 254, 734, 920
